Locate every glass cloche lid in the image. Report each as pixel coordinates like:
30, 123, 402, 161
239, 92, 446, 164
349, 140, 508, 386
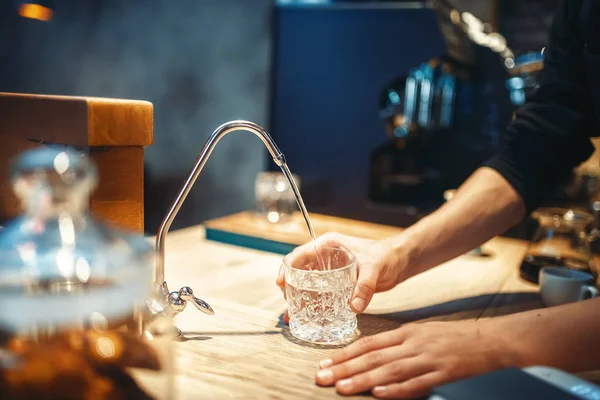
0, 146, 154, 333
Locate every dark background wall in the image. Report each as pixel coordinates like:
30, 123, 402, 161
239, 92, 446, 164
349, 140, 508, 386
0, 0, 560, 233
0, 0, 272, 234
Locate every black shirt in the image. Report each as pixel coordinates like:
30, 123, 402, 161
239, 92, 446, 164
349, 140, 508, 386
484, 0, 600, 214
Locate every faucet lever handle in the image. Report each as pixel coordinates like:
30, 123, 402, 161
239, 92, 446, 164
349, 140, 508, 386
178, 286, 214, 315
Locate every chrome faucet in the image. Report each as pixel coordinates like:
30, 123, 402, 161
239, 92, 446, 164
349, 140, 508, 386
149, 120, 286, 320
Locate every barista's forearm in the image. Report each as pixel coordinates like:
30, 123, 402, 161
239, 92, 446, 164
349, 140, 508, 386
492, 297, 600, 372
390, 167, 526, 278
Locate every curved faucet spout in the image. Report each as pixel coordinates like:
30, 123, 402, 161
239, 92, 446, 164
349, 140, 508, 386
153, 120, 286, 315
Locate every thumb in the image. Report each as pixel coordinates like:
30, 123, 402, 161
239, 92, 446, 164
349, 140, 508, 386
350, 266, 378, 314
276, 264, 285, 289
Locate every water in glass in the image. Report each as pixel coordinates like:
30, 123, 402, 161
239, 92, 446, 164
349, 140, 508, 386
284, 247, 357, 344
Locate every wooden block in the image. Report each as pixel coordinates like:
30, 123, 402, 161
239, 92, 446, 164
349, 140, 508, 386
0, 92, 153, 147
204, 211, 403, 254
89, 147, 145, 232
0, 92, 153, 233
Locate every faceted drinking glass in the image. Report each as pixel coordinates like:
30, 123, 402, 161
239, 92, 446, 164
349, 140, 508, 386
283, 247, 357, 344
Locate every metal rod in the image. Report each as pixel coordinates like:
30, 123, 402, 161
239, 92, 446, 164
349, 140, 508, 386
154, 120, 286, 293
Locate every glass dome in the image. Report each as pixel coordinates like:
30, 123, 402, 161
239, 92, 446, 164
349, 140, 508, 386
0, 146, 173, 399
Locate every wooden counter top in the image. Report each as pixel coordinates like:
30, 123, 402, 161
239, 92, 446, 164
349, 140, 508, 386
163, 223, 545, 399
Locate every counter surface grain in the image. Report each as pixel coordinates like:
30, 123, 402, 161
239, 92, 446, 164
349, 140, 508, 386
164, 224, 541, 399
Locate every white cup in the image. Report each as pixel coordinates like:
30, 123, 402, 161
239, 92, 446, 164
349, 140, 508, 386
539, 267, 599, 307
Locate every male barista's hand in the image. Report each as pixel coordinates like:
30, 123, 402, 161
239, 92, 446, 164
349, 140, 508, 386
276, 232, 410, 316
314, 319, 520, 399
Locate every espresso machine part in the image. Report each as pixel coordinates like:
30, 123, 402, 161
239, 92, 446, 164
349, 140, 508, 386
418, 63, 435, 129
371, 0, 523, 212
438, 71, 456, 128
505, 50, 545, 106
379, 0, 518, 142
372, 58, 466, 207
402, 67, 418, 136
431, 0, 515, 68
380, 59, 461, 141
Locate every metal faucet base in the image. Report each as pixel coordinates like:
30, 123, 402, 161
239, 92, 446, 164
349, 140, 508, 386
148, 120, 286, 324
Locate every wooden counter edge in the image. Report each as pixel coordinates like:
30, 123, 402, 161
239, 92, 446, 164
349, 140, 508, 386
203, 211, 405, 249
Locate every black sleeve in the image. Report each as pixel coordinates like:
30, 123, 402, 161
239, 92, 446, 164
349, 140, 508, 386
483, 0, 596, 214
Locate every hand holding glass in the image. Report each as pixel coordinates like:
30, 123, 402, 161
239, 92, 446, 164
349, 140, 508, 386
283, 247, 358, 344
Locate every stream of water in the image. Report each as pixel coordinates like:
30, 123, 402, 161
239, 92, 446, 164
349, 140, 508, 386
280, 164, 327, 270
